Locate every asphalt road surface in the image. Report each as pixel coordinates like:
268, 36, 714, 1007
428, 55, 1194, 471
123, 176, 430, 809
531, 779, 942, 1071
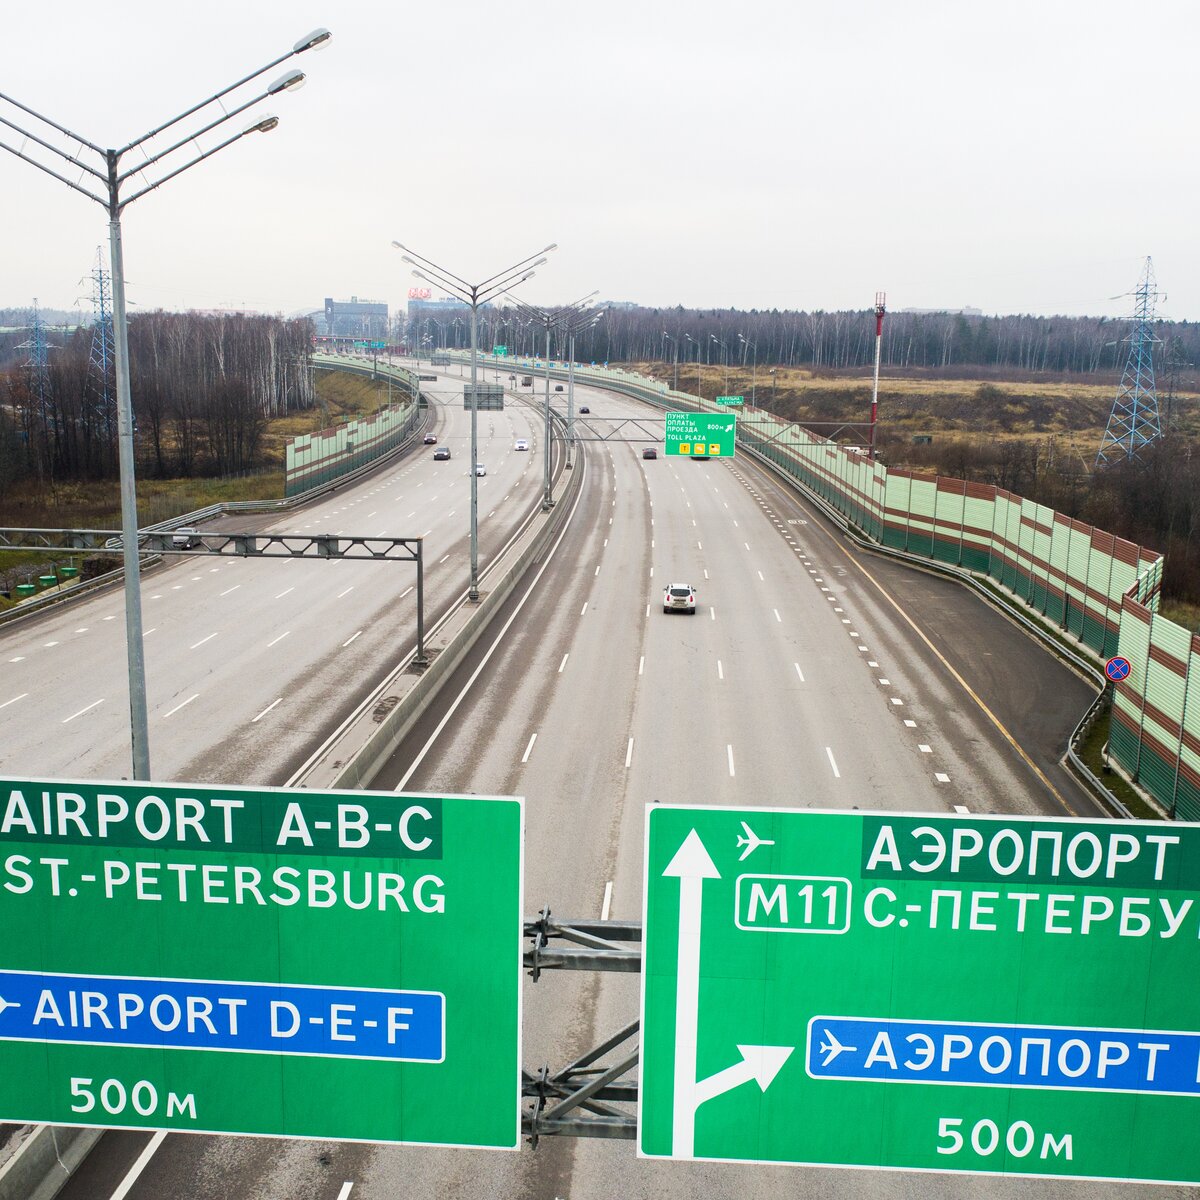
22, 377, 1196, 1200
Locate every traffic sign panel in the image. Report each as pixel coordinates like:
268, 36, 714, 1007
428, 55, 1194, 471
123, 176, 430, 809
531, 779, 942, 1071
715, 395, 744, 406
0, 776, 523, 1149
1106, 656, 1132, 682
640, 805, 1200, 1183
664, 411, 737, 457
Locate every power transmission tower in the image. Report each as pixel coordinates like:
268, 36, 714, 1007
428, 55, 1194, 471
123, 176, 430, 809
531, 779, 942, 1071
1096, 257, 1164, 467
17, 299, 53, 475
86, 248, 118, 465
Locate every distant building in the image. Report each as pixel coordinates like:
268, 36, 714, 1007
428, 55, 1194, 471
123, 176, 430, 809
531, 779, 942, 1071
406, 296, 469, 323
898, 306, 983, 316
323, 296, 388, 339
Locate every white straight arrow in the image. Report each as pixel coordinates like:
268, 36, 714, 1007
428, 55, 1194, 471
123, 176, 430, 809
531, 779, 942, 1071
664, 828, 720, 1159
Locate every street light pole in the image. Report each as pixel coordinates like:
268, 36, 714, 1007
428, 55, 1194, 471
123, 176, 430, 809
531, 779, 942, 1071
684, 334, 701, 409
663, 331, 678, 392
712, 335, 728, 397
738, 334, 757, 406
503, 290, 598, 508
0, 28, 332, 781
391, 240, 556, 600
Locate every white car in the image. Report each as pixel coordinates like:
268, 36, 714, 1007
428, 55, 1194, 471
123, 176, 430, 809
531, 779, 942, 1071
663, 583, 696, 614
514, 438, 530, 451
475, 463, 487, 476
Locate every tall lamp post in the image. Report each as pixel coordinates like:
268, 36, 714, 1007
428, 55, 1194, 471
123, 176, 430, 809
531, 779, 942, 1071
663, 331, 679, 392
684, 334, 702, 408
738, 334, 757, 406
0, 28, 332, 781
504, 291, 597, 506
392, 241, 555, 601
712, 335, 729, 396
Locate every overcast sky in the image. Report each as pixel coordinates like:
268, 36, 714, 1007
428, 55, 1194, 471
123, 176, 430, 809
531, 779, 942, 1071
2, 0, 1195, 324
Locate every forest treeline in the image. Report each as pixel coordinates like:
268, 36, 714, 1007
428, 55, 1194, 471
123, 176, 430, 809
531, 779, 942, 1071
0, 311, 316, 491
471, 304, 1198, 382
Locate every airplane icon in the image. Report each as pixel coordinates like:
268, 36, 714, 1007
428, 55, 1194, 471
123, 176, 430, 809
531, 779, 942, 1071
817, 1029, 858, 1067
735, 821, 776, 861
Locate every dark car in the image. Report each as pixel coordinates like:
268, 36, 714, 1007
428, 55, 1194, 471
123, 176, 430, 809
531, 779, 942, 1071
433, 447, 451, 460
554, 384, 564, 392
423, 433, 437, 445
579, 405, 590, 414
642, 447, 658, 460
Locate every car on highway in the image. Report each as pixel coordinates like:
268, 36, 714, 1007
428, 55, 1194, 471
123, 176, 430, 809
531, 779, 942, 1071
555, 384, 564, 392
433, 447, 451, 460
475, 463, 487, 476
579, 405, 590, 414
642, 447, 658, 459
172, 529, 201, 549
514, 438, 529, 451
423, 433, 438, 444
663, 583, 696, 614
690, 453, 710, 460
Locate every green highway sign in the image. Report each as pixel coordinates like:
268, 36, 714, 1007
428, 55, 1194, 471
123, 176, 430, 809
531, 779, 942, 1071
640, 806, 1200, 1184
493, 345, 508, 356
715, 395, 744, 406
0, 777, 523, 1149
663, 411, 737, 458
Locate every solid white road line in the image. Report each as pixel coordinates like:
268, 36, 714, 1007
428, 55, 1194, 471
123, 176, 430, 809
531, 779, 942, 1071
580, 602, 589, 616
163, 694, 198, 719
559, 654, 569, 673
252, 698, 283, 723
0, 693, 29, 709
826, 747, 841, 778
275, 587, 295, 599
267, 632, 290, 648
190, 633, 217, 650
639, 656, 644, 676
601, 880, 613, 921
63, 699, 104, 724
336, 1184, 355, 1200
727, 744, 735, 776
110, 1129, 169, 1200
625, 738, 634, 768
400, 586, 413, 599
794, 663, 805, 682
219, 585, 240, 596
343, 631, 363, 647
717, 661, 724, 680
337, 587, 355, 599
522, 733, 537, 764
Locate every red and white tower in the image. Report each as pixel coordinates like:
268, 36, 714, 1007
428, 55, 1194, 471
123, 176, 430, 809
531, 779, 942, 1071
868, 292, 886, 461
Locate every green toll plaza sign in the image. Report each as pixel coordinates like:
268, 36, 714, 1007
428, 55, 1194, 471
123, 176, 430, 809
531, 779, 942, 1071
640, 805, 1200, 1185
0, 776, 523, 1150
714, 395, 744, 406
664, 411, 737, 458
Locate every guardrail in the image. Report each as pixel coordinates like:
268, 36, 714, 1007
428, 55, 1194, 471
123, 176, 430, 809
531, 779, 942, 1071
447, 351, 1139, 819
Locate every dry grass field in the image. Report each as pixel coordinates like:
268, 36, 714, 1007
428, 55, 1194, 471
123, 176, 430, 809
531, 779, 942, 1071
635, 362, 1200, 470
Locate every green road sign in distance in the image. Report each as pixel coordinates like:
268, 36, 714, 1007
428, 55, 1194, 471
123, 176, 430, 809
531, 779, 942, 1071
663, 410, 737, 458
493, 345, 507, 356
0, 777, 523, 1149
641, 805, 1200, 1184
714, 395, 744, 406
